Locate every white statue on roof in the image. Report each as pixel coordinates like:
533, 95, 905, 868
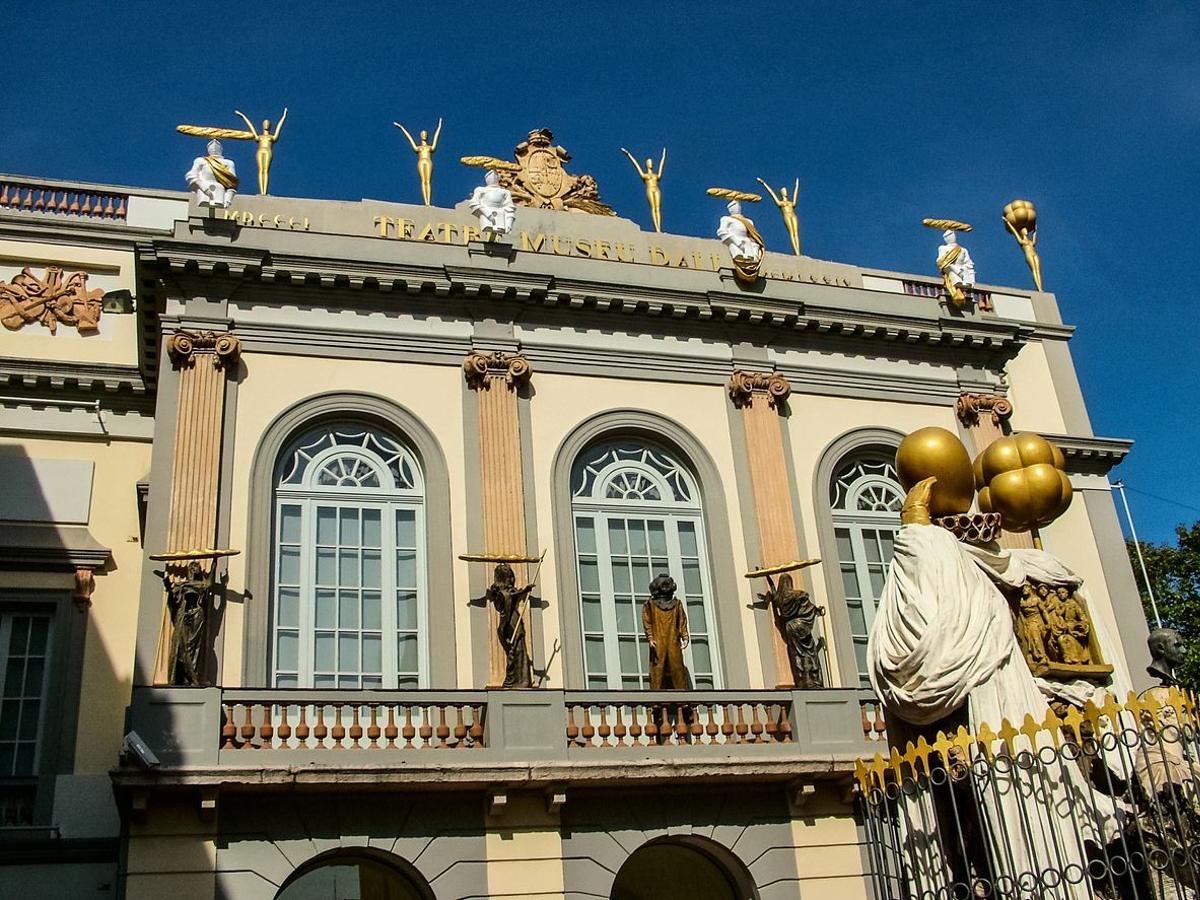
468, 169, 515, 238
185, 139, 239, 209
717, 200, 763, 260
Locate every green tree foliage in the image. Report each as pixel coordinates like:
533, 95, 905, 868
1128, 522, 1200, 688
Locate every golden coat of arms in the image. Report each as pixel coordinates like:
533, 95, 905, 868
467, 129, 614, 216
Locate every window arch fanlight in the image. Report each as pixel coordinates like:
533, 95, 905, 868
570, 440, 722, 689
271, 423, 428, 690
829, 449, 903, 687
275, 848, 436, 900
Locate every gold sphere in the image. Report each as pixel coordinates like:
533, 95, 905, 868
1003, 199, 1038, 232
973, 432, 1072, 532
896, 426, 974, 517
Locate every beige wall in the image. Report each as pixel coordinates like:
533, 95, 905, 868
787, 394, 960, 686
0, 435, 150, 771
1005, 341, 1068, 434
527, 371, 761, 689
0, 240, 139, 367
222, 352, 471, 686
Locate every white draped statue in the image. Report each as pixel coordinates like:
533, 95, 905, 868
716, 200, 763, 260
868, 505, 1126, 898
468, 169, 515, 238
937, 229, 975, 288
185, 139, 239, 209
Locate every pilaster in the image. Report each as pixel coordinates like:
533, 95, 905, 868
151, 329, 241, 684
955, 392, 1034, 550
729, 369, 800, 688
464, 350, 534, 688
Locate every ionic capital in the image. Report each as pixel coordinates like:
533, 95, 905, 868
167, 329, 242, 370
728, 369, 791, 410
956, 392, 1014, 428
463, 351, 533, 391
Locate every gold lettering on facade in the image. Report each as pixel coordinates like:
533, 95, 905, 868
368, 217, 852, 284
221, 209, 310, 231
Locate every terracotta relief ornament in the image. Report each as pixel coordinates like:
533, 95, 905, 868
0, 266, 103, 334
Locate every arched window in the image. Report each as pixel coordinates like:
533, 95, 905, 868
571, 441, 721, 689
276, 848, 435, 900
829, 450, 904, 687
611, 836, 759, 900
271, 424, 426, 689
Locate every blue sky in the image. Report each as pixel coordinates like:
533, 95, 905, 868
3, 2, 1197, 543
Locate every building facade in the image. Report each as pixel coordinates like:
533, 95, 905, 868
0, 161, 1145, 899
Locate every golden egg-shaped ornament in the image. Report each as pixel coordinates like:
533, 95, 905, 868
1023, 462, 1068, 525
987, 468, 1039, 531
979, 435, 1023, 483
1052, 470, 1073, 519
977, 484, 993, 513
895, 426, 975, 517
1014, 432, 1056, 467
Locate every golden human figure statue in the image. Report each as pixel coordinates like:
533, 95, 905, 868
1003, 199, 1043, 291
176, 108, 287, 196
234, 109, 287, 196
757, 178, 802, 256
620, 147, 666, 232
394, 118, 443, 206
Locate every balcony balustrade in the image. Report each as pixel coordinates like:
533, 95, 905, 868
117, 685, 884, 795
0, 178, 127, 221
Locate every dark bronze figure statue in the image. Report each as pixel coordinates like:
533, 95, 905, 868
1148, 626, 1186, 687
483, 563, 534, 688
759, 573, 825, 688
160, 560, 216, 686
642, 574, 690, 690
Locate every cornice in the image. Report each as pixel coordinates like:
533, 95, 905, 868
1042, 433, 1133, 475
143, 241, 1033, 370
0, 356, 148, 394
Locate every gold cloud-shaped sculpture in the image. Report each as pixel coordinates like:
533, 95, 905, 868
895, 426, 975, 518
973, 432, 1072, 532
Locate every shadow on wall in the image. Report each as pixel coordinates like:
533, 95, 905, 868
0, 443, 129, 899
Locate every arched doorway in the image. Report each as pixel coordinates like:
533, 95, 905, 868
276, 848, 435, 900
610, 836, 758, 900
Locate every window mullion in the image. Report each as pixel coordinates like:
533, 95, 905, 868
382, 503, 398, 690
593, 516, 622, 689
298, 499, 315, 687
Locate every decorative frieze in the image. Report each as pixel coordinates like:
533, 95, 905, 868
955, 392, 1013, 428
463, 351, 532, 391
0, 266, 103, 334
167, 329, 242, 370
728, 370, 791, 410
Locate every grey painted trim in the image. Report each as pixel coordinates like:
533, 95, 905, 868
460, 381, 490, 689
516, 387, 546, 680
0, 404, 155, 442
550, 408, 750, 689
811, 427, 907, 687
242, 391, 456, 688
0, 357, 148, 394
133, 338, 181, 685
0, 524, 110, 570
211, 355, 241, 687
0, 589, 83, 825
1043, 433, 1134, 476
724, 399, 775, 687
1039, 338, 1094, 436
1029, 291, 1064, 326
1083, 488, 1153, 691
777, 404, 827, 676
